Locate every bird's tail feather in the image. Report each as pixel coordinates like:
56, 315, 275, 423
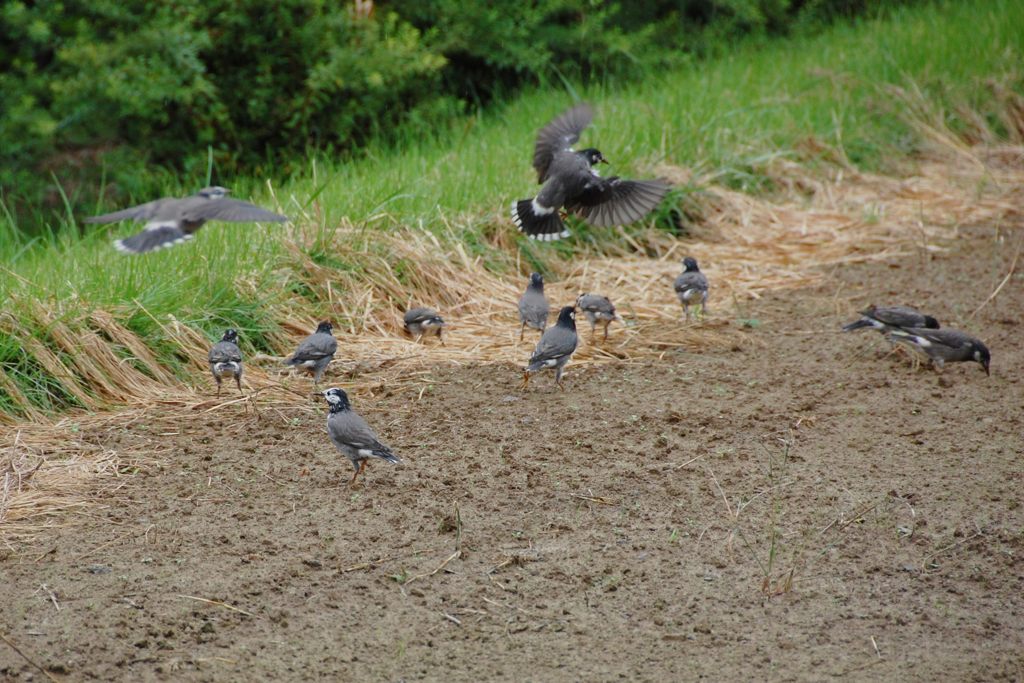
114, 225, 192, 254
841, 319, 873, 332
373, 448, 401, 465
512, 200, 569, 241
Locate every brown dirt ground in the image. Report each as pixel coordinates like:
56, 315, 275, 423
2, 223, 1023, 682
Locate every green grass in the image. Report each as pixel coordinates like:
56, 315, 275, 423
0, 0, 1022, 418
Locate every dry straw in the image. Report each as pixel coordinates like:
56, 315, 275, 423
2, 129, 1023, 545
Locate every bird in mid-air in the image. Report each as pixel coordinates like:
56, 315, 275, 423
322, 388, 401, 487
522, 305, 579, 390
887, 328, 990, 376
511, 103, 670, 241
208, 328, 243, 395
85, 186, 287, 254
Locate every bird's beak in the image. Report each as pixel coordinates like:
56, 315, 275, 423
600, 157, 609, 164
983, 361, 990, 376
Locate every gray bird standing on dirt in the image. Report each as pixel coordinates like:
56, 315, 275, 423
842, 305, 940, 334
208, 328, 243, 396
511, 103, 670, 240
85, 186, 287, 254
322, 388, 401, 487
575, 293, 622, 342
518, 272, 550, 340
404, 307, 446, 344
886, 327, 991, 376
285, 321, 337, 385
674, 257, 709, 321
522, 306, 579, 390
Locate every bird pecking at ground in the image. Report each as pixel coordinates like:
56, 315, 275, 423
403, 307, 447, 344
886, 327, 990, 376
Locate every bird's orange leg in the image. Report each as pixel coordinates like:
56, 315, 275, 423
348, 460, 367, 488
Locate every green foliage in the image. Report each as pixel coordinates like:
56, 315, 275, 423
0, 0, 451, 222
0, 0, 1021, 419
1, 0, 919, 227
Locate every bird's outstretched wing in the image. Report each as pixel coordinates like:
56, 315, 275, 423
533, 103, 594, 183
567, 177, 670, 227
84, 200, 166, 223
183, 198, 287, 223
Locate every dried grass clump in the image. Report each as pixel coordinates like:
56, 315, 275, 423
4, 127, 1024, 545
0, 420, 124, 549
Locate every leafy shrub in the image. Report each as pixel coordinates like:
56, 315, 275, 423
0, 0, 917, 226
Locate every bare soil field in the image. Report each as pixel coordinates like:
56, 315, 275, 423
2, 223, 1022, 681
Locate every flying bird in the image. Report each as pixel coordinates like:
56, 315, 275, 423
522, 306, 579, 390
285, 321, 338, 385
208, 328, 243, 396
404, 307, 446, 344
518, 272, 550, 340
85, 186, 287, 254
512, 103, 670, 241
842, 305, 940, 334
322, 388, 401, 487
887, 328, 990, 376
674, 257, 709, 321
575, 293, 622, 342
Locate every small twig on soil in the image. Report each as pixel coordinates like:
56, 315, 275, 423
922, 527, 986, 570
68, 524, 154, 563
672, 452, 706, 470
706, 467, 734, 519
568, 492, 617, 506
818, 501, 878, 535
440, 612, 462, 626
968, 235, 1022, 320
405, 550, 461, 585
38, 584, 60, 611
339, 547, 435, 573
0, 632, 62, 683
489, 557, 514, 574
178, 594, 256, 617
870, 636, 882, 659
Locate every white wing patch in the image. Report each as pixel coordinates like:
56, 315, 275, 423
144, 220, 180, 232
530, 230, 570, 241
530, 198, 555, 216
